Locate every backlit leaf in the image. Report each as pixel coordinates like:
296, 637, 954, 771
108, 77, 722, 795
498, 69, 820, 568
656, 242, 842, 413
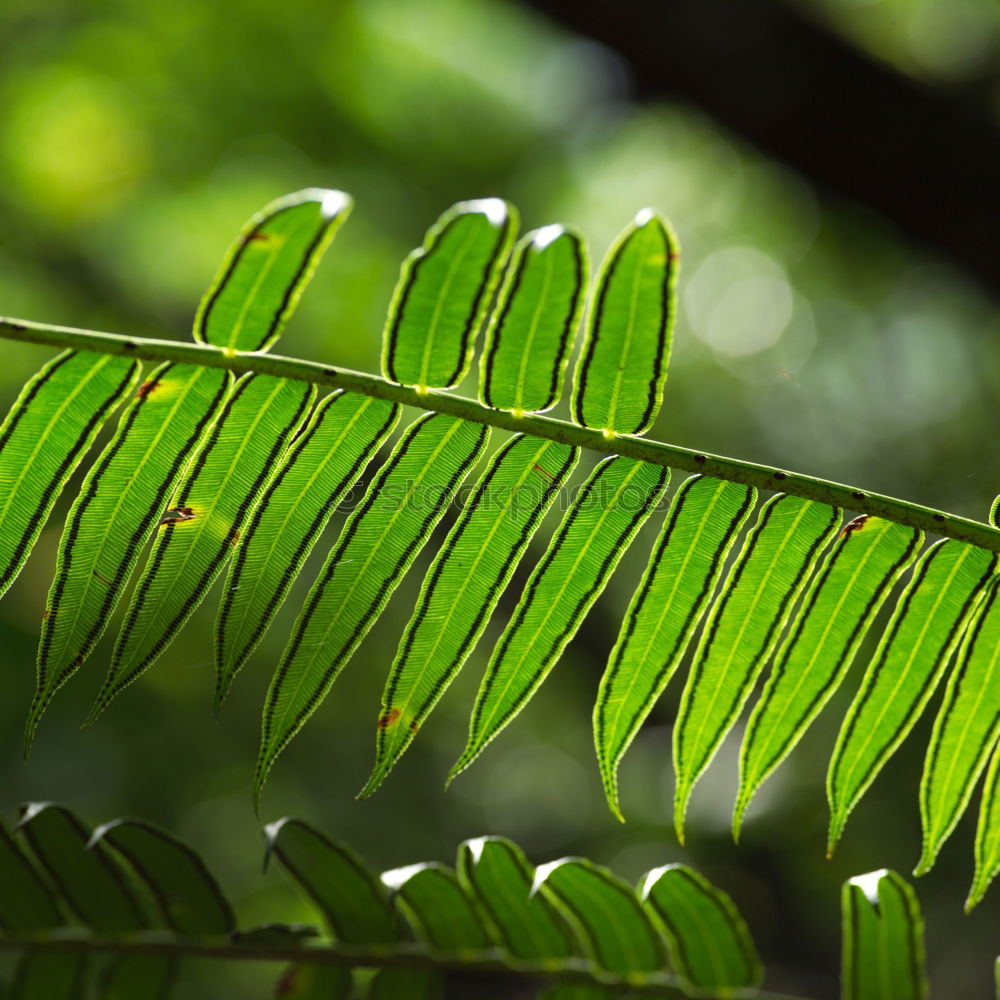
640, 863, 762, 994
449, 457, 669, 782
29, 364, 230, 751
571, 210, 677, 436
91, 375, 314, 720
194, 188, 352, 354
916, 578, 1000, 876
0, 350, 139, 601
673, 495, 840, 841
827, 539, 996, 854
382, 199, 516, 390
842, 870, 926, 1000
735, 517, 921, 838
595, 476, 756, 821
257, 414, 489, 805
214, 391, 399, 709
533, 858, 668, 977
361, 435, 577, 797
479, 225, 587, 414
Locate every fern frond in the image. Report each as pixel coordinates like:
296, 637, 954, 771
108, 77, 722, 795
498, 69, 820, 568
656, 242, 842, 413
361, 434, 578, 797
457, 836, 578, 961
9, 801, 932, 999
735, 517, 922, 839
916, 578, 1000, 875
969, 738, 1000, 910
571, 209, 677, 436
533, 857, 669, 976
641, 864, 763, 993
6, 190, 1000, 897
28, 364, 230, 750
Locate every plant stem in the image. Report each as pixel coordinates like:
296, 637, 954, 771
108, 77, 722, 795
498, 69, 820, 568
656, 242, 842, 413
0, 933, 810, 998
3, 315, 998, 551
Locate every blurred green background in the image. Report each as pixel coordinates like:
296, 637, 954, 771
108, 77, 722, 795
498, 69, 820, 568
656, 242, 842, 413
1, 0, 999, 996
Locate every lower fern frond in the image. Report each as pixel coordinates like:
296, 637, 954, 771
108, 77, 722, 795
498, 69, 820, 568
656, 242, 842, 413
0, 802, 939, 1000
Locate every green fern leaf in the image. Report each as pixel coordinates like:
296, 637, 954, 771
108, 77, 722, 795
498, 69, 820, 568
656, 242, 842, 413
89, 818, 234, 933
456, 836, 578, 961
449, 457, 669, 782
382, 199, 517, 390
17, 802, 175, 999
361, 435, 578, 797
533, 858, 668, 976
0, 816, 84, 999
479, 226, 588, 414
16, 803, 147, 932
842, 870, 927, 1000
640, 863, 763, 994
0, 351, 139, 601
381, 863, 492, 953
595, 475, 756, 821
28, 364, 230, 750
735, 517, 922, 838
969, 738, 1000, 910
571, 210, 677, 436
214, 391, 400, 710
827, 539, 997, 854
673, 495, 840, 842
916, 578, 1000, 876
256, 414, 489, 805
194, 188, 352, 354
264, 818, 399, 944
90, 375, 314, 721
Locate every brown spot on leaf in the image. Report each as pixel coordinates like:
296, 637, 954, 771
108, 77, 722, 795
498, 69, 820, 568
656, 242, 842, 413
377, 708, 401, 729
533, 463, 555, 482
92, 570, 114, 586
160, 507, 195, 526
841, 514, 870, 539
41, 610, 52, 620
243, 230, 271, 244
409, 721, 420, 734
228, 530, 241, 547
136, 380, 160, 399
